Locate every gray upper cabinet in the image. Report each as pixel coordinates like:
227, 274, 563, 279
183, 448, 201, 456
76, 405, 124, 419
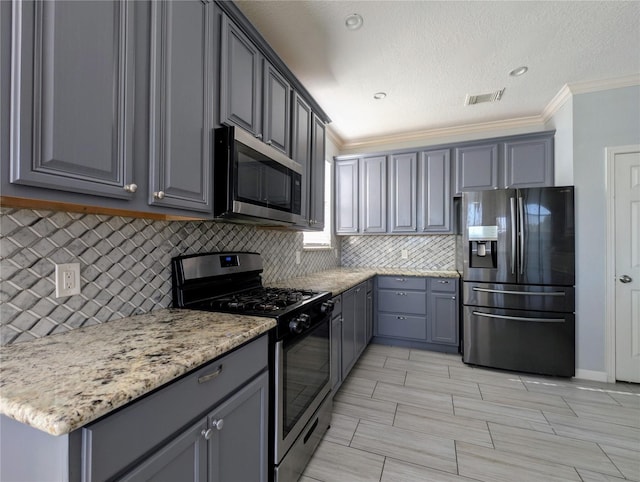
148, 0, 213, 213
360, 156, 387, 233
418, 149, 451, 232
9, 0, 136, 199
335, 159, 359, 234
262, 62, 291, 155
219, 14, 261, 137
308, 114, 326, 229
455, 143, 499, 194
503, 135, 553, 188
291, 93, 312, 223
389, 153, 418, 233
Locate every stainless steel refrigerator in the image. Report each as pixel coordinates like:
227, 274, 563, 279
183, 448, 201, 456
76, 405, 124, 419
462, 186, 575, 376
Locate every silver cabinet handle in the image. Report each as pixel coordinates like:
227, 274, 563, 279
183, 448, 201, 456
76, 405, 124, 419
153, 191, 165, 199
619, 275, 633, 283
395, 278, 405, 282
266, 140, 272, 146
202, 428, 213, 440
211, 419, 224, 430
198, 365, 222, 384
124, 183, 137, 193
355, 288, 361, 293
397, 316, 407, 320
395, 292, 407, 296
452, 296, 456, 300
255, 133, 263, 140
438, 280, 449, 284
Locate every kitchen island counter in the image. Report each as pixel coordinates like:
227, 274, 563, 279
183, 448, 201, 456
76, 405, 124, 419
268, 267, 460, 296
0, 309, 275, 436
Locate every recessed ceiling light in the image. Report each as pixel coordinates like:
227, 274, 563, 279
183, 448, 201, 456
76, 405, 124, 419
509, 66, 528, 77
345, 13, 363, 30
373, 92, 387, 100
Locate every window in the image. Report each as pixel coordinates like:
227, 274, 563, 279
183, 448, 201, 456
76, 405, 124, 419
303, 160, 332, 248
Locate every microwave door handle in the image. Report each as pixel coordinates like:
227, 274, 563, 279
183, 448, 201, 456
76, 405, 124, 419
510, 197, 517, 275
518, 196, 525, 275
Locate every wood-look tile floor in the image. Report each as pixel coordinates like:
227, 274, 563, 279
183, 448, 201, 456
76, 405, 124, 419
301, 344, 640, 482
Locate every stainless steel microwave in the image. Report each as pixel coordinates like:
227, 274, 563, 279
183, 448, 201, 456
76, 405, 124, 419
213, 125, 302, 225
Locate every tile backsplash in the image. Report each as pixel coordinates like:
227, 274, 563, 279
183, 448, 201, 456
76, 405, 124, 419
0, 208, 339, 345
340, 235, 456, 270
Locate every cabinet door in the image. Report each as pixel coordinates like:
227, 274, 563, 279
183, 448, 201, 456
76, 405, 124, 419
148, 0, 213, 212
219, 15, 261, 136
341, 288, 356, 379
10, 0, 135, 199
503, 136, 553, 188
389, 153, 418, 232
119, 419, 208, 482
365, 288, 373, 344
455, 144, 499, 193
309, 114, 326, 229
354, 284, 367, 357
291, 93, 312, 224
419, 149, 451, 232
429, 293, 459, 346
331, 312, 342, 394
208, 371, 268, 482
262, 62, 291, 155
335, 160, 359, 234
360, 156, 387, 233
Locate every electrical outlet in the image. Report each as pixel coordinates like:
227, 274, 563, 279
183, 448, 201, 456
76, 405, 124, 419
401, 249, 409, 259
295, 251, 301, 265
55, 263, 81, 298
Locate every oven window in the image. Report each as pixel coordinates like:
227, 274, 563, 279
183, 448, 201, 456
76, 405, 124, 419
235, 146, 299, 212
282, 319, 330, 438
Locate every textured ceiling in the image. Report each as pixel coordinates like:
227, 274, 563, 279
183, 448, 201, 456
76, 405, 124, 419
235, 1, 640, 146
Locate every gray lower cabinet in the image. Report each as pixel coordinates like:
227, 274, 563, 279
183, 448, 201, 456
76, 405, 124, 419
147, 0, 213, 213
365, 280, 373, 344
340, 281, 369, 380
375, 276, 459, 352
330, 295, 343, 394
389, 153, 418, 233
9, 0, 136, 199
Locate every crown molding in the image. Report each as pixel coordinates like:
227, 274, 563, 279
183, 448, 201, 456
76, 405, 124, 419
325, 124, 345, 148
339, 115, 545, 151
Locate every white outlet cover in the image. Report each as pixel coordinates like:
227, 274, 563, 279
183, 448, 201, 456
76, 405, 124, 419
55, 263, 81, 298
401, 249, 409, 259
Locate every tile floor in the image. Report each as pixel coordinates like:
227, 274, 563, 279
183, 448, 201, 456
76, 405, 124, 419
302, 344, 640, 482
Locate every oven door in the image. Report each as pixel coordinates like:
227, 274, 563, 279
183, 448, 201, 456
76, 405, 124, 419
274, 316, 331, 463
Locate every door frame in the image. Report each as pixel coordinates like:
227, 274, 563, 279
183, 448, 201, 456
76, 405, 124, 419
604, 144, 640, 382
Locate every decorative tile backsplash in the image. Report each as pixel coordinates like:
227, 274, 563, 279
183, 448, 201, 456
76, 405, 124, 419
340, 235, 456, 270
0, 208, 339, 345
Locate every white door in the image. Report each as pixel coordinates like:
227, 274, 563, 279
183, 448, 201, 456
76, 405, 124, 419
614, 149, 640, 383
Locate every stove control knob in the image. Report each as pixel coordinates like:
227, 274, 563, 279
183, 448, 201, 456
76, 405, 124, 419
289, 319, 304, 334
321, 300, 335, 314
299, 313, 311, 329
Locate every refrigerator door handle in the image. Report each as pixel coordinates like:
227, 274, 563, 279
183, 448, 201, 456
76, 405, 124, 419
518, 196, 525, 275
510, 197, 517, 275
472, 287, 565, 296
472, 311, 565, 323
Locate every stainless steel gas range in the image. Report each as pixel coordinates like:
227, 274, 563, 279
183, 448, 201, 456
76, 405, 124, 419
172, 252, 334, 482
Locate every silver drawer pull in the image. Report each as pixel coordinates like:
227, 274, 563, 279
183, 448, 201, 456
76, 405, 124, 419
472, 287, 565, 297
395, 278, 405, 282
198, 365, 223, 384
395, 292, 407, 296
438, 280, 449, 284
397, 316, 407, 320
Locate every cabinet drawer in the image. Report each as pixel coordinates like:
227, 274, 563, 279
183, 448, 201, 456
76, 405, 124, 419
429, 278, 457, 293
377, 290, 426, 314
82, 335, 268, 481
377, 276, 426, 291
377, 313, 427, 340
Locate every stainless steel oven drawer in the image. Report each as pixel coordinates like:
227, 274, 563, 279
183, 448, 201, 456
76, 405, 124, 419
463, 282, 575, 313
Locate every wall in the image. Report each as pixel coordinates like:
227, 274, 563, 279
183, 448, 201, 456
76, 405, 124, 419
570, 85, 640, 375
340, 235, 456, 270
545, 96, 574, 186
0, 208, 339, 345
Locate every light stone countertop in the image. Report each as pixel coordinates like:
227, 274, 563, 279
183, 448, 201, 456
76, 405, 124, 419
0, 267, 458, 437
268, 267, 460, 296
0, 309, 275, 436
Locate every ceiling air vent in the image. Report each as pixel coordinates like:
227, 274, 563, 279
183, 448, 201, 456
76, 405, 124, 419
465, 88, 505, 106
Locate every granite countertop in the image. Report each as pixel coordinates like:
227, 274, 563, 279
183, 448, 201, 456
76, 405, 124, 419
0, 309, 275, 436
268, 267, 460, 296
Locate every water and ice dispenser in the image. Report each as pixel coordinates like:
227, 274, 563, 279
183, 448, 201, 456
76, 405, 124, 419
468, 226, 498, 269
